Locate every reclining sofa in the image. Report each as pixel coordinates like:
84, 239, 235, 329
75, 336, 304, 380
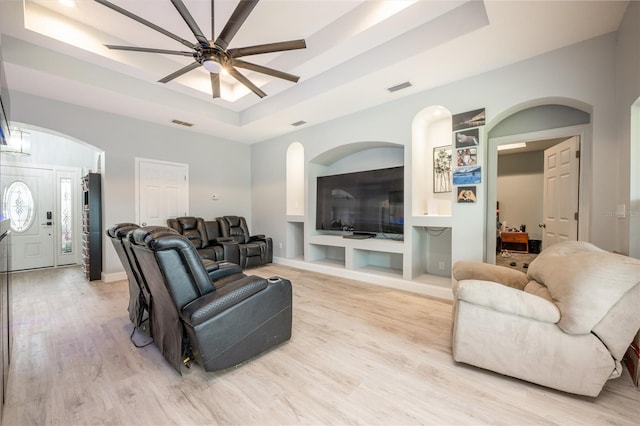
451, 241, 640, 397
167, 216, 240, 265
217, 215, 273, 268
127, 226, 292, 372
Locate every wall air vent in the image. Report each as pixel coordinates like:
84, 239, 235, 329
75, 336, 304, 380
291, 120, 307, 127
387, 81, 413, 93
171, 119, 194, 127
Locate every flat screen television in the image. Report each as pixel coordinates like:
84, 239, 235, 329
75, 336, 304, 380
316, 166, 404, 235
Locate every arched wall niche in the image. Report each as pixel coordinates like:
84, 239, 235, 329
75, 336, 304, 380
309, 141, 403, 166
485, 97, 593, 261
286, 142, 304, 216
307, 140, 405, 235
411, 105, 453, 217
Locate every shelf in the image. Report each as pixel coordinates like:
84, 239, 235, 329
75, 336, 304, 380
81, 173, 102, 281
411, 215, 453, 228
308, 234, 404, 253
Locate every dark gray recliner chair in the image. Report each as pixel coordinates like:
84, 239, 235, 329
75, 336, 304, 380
217, 215, 273, 268
128, 226, 292, 372
106, 223, 147, 328
167, 216, 240, 265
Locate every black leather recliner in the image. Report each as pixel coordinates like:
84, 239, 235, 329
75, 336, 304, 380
167, 216, 241, 265
217, 216, 273, 268
106, 223, 147, 328
128, 226, 292, 372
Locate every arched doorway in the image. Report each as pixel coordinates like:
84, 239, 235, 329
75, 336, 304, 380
485, 101, 592, 265
0, 124, 102, 270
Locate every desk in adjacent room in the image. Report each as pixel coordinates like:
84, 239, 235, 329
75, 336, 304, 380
500, 232, 529, 253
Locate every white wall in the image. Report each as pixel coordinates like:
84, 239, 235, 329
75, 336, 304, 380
252, 32, 621, 265
8, 93, 252, 275
2, 125, 98, 170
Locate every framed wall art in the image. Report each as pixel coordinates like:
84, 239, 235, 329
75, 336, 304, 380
433, 145, 452, 193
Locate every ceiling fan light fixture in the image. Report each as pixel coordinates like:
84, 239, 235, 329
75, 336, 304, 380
202, 59, 221, 74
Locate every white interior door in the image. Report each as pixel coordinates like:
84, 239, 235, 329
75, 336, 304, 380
136, 158, 188, 227
2, 166, 55, 270
541, 136, 580, 248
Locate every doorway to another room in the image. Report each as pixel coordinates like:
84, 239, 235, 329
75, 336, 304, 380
485, 102, 591, 268
0, 125, 102, 272
495, 136, 580, 272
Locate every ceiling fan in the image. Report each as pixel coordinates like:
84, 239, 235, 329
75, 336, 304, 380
94, 0, 306, 99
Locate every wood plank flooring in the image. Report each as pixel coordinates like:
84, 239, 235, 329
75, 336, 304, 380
2, 264, 639, 425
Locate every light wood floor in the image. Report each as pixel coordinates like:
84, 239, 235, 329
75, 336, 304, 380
2, 264, 639, 425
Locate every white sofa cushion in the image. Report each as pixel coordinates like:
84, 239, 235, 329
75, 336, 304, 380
527, 241, 640, 334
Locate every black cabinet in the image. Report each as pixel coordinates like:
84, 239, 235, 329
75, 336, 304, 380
82, 173, 102, 281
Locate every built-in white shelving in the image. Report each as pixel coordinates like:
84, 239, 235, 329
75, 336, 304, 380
280, 105, 473, 300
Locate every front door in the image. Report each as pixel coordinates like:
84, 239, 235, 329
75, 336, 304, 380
136, 158, 188, 227
541, 136, 580, 248
2, 166, 55, 270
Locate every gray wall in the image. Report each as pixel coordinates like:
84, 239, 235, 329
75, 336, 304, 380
251, 31, 622, 263
8, 94, 252, 275
615, 0, 640, 256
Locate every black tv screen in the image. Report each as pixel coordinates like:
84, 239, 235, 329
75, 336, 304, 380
316, 166, 404, 235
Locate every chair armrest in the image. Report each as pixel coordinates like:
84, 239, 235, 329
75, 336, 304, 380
453, 261, 529, 290
207, 261, 243, 282
454, 279, 560, 323
181, 276, 268, 327
249, 234, 266, 241
212, 237, 233, 243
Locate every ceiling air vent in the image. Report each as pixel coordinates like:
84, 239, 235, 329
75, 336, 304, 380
171, 119, 194, 127
387, 81, 412, 93
291, 120, 307, 127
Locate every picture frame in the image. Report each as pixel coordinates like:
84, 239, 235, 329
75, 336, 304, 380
453, 165, 481, 185
452, 108, 485, 131
456, 147, 477, 166
433, 145, 452, 193
457, 186, 477, 203
454, 127, 479, 149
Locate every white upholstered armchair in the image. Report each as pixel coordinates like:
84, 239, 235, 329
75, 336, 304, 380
451, 241, 640, 397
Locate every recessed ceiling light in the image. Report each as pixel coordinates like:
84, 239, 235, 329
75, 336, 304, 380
498, 142, 526, 151
59, 0, 77, 7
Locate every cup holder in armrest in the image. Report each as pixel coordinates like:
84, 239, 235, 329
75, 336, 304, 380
267, 277, 281, 283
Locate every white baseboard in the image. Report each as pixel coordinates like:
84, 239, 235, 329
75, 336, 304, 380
103, 271, 127, 283
273, 257, 453, 301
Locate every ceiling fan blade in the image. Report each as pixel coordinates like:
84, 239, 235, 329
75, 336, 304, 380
229, 40, 306, 58
170, 0, 210, 47
158, 62, 202, 83
106, 45, 194, 57
94, 0, 194, 49
210, 0, 215, 42
232, 59, 299, 83
210, 73, 221, 99
227, 66, 266, 98
215, 0, 259, 50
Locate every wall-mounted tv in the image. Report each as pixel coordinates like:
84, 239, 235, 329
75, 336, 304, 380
316, 166, 404, 235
